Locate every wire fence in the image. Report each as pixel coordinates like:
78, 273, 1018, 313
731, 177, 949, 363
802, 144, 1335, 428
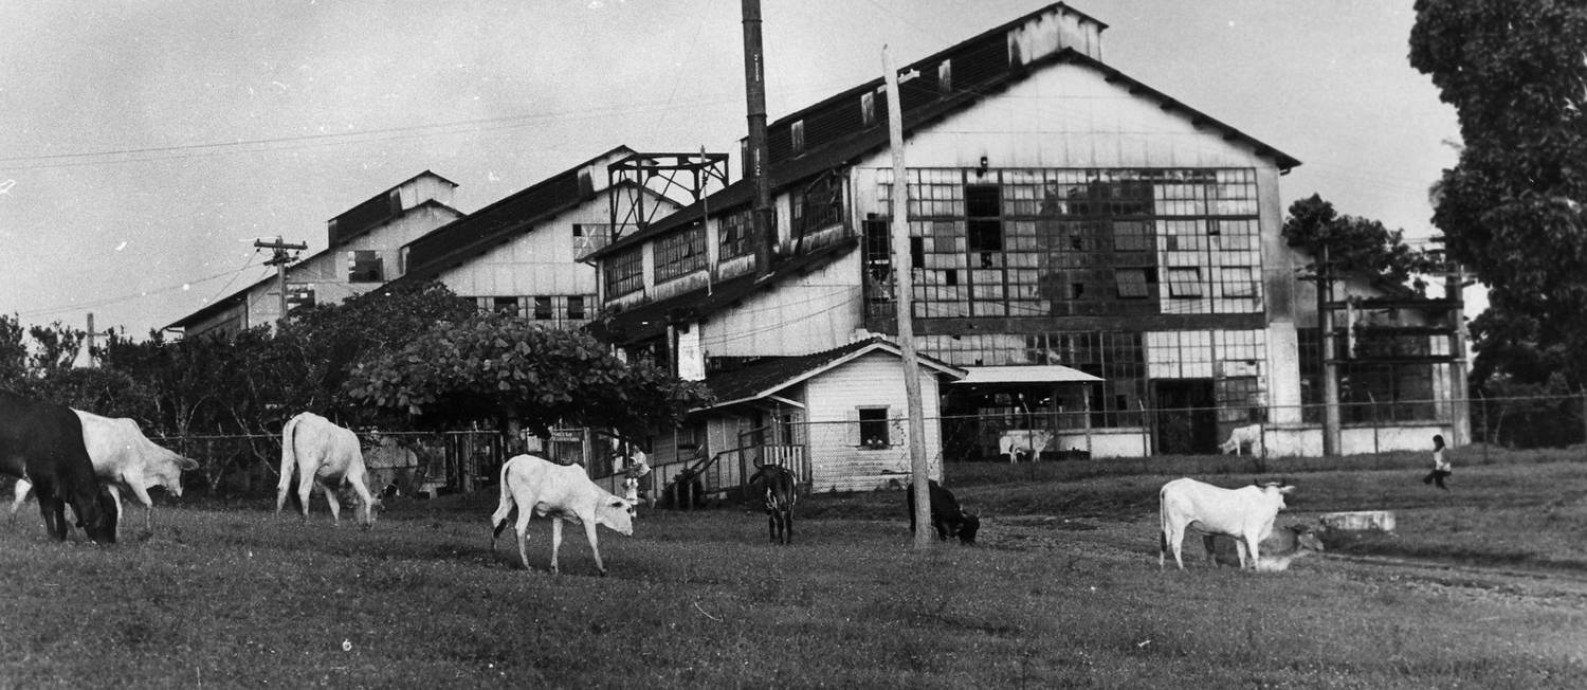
38, 392, 1577, 504
147, 430, 506, 499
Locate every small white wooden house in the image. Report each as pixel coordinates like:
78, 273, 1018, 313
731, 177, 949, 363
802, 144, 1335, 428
644, 337, 963, 495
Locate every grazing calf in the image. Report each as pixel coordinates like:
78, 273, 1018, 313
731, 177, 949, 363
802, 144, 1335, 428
998, 429, 1055, 463
1220, 424, 1264, 457
1204, 523, 1323, 572
749, 463, 797, 544
490, 454, 634, 576
275, 412, 379, 528
11, 410, 199, 539
0, 391, 116, 542
906, 480, 980, 544
1159, 477, 1294, 570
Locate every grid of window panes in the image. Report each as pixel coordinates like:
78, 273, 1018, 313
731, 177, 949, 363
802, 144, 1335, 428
791, 175, 843, 238
572, 223, 614, 261
472, 294, 594, 325
877, 167, 1262, 320
604, 248, 644, 297
718, 209, 753, 260
654, 226, 706, 283
919, 330, 1146, 428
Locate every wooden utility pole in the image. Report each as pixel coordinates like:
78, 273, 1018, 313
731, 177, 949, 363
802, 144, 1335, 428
1446, 267, 1471, 446
1319, 245, 1341, 456
883, 46, 932, 551
255, 237, 307, 324
741, 0, 776, 276
85, 312, 113, 367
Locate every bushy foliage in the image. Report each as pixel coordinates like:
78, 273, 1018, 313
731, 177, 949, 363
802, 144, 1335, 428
1411, 0, 1587, 389
1281, 194, 1438, 289
347, 310, 712, 436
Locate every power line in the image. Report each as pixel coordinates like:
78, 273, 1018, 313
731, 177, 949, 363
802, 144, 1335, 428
16, 255, 270, 320
0, 95, 747, 171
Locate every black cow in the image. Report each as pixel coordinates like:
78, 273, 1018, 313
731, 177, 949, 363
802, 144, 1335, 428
748, 463, 797, 544
0, 391, 116, 542
906, 480, 979, 544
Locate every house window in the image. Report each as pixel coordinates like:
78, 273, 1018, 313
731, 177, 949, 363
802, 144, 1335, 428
287, 284, 316, 311
965, 184, 1002, 251
1220, 267, 1257, 298
791, 120, 806, 155
858, 407, 890, 449
655, 227, 707, 282
604, 248, 644, 297
719, 209, 753, 260
792, 175, 843, 238
491, 297, 519, 315
1113, 221, 1152, 252
533, 296, 552, 320
347, 250, 383, 283
861, 91, 876, 127
567, 295, 586, 320
572, 223, 612, 261
1167, 267, 1203, 298
937, 60, 953, 93
1116, 268, 1151, 298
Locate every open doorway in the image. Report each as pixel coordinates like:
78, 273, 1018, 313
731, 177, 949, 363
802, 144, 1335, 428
1154, 379, 1217, 454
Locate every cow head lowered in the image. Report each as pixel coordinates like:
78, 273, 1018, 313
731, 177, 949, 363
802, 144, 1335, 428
908, 480, 980, 545
489, 455, 636, 576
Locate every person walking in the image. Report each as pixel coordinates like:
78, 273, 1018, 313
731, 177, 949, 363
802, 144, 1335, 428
1422, 433, 1451, 490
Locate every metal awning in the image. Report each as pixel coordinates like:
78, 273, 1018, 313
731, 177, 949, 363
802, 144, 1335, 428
952, 365, 1102, 385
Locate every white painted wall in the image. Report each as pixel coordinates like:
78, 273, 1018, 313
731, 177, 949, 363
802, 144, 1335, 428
697, 251, 867, 358
803, 351, 945, 492
438, 199, 615, 298
247, 203, 461, 326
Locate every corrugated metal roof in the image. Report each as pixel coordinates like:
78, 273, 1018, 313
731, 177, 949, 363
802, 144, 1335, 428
698, 336, 963, 411
395, 146, 635, 283
593, 45, 1301, 259
953, 365, 1102, 385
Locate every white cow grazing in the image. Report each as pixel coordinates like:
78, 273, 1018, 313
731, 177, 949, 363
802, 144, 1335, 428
998, 429, 1056, 463
275, 412, 378, 528
9, 410, 200, 538
1220, 424, 1264, 457
490, 454, 635, 576
1159, 477, 1294, 570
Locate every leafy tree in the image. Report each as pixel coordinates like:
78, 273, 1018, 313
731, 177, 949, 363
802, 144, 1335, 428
1410, 0, 1587, 389
1281, 194, 1437, 289
275, 280, 475, 423
346, 311, 713, 437
26, 321, 86, 374
0, 314, 27, 387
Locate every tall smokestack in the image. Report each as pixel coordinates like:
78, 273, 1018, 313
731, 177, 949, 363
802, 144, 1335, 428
742, 0, 775, 276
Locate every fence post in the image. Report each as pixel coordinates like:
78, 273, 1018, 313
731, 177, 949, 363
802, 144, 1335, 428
1581, 391, 1587, 461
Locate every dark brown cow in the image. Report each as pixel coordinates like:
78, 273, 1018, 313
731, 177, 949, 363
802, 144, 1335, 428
0, 391, 116, 542
906, 480, 980, 544
749, 463, 797, 544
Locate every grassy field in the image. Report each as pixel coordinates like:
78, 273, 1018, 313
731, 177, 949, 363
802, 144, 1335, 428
2, 447, 1586, 689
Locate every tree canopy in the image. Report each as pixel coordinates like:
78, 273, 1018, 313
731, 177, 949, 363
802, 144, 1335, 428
345, 310, 712, 437
1281, 194, 1437, 289
1410, 0, 1587, 389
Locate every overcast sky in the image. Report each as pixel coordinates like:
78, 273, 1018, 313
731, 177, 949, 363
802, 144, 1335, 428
0, 0, 1460, 338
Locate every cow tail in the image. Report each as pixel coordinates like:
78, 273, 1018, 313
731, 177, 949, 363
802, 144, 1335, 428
491, 458, 516, 540
278, 415, 299, 497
